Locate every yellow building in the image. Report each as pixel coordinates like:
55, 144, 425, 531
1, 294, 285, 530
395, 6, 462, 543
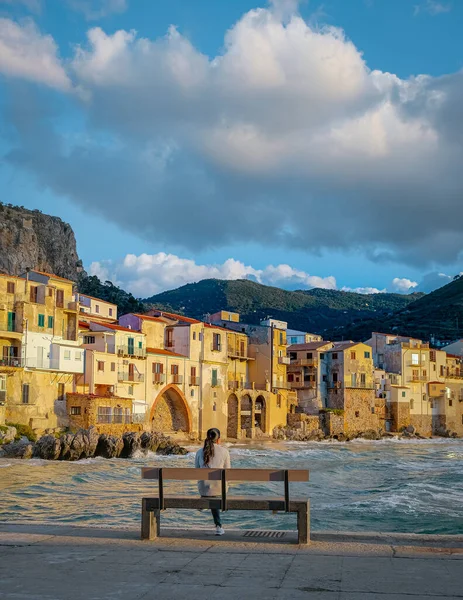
75, 293, 117, 324
0, 270, 83, 432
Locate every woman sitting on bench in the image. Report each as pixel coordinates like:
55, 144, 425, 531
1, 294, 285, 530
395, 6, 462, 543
195, 428, 231, 536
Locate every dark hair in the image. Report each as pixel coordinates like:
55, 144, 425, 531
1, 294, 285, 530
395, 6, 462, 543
203, 428, 220, 466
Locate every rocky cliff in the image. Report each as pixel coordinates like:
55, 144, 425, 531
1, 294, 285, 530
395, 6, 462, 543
0, 203, 85, 281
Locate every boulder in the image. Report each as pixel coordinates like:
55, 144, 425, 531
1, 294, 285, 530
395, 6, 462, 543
95, 434, 124, 459
0, 426, 17, 445
33, 435, 62, 460
59, 432, 75, 460
1, 440, 34, 459
381, 432, 396, 438
120, 431, 141, 458
359, 429, 381, 440
405, 425, 416, 435
140, 431, 160, 453
70, 427, 99, 460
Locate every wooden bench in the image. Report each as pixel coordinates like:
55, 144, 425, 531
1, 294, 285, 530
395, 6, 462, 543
141, 467, 310, 544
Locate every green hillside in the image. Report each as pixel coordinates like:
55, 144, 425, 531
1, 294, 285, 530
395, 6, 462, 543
143, 279, 422, 335
327, 275, 463, 342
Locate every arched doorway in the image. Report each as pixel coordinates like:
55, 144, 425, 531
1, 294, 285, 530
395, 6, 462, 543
255, 395, 267, 434
227, 394, 239, 439
150, 385, 192, 434
240, 394, 252, 436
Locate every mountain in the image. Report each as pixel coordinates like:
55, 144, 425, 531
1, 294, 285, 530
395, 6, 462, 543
144, 279, 422, 335
0, 203, 85, 280
327, 275, 463, 342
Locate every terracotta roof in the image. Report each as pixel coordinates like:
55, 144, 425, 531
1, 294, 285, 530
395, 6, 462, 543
288, 341, 330, 351
331, 341, 358, 350
446, 353, 462, 359
204, 322, 238, 333
77, 293, 117, 305
0, 273, 23, 280
146, 347, 187, 358
149, 310, 201, 324
132, 313, 166, 323
28, 270, 75, 283
79, 321, 90, 329
93, 322, 142, 333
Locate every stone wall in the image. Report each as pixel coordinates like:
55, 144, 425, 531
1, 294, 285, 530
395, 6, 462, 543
320, 412, 344, 436
287, 413, 320, 434
389, 402, 410, 432
410, 414, 432, 437
66, 393, 141, 435
344, 389, 378, 435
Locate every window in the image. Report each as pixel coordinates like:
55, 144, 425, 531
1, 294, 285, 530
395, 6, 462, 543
95, 305, 100, 314
440, 365, 445, 377
320, 353, 325, 360
138, 341, 143, 349
333, 372, 338, 382
191, 366, 196, 377
48, 287, 53, 297
193, 332, 196, 340
128, 385, 134, 395
412, 369, 419, 380
56, 289, 64, 308
6, 281, 15, 294
422, 370, 427, 377
97, 406, 112, 423
153, 362, 163, 373
166, 329, 174, 347
351, 373, 357, 387
125, 409, 131, 424
38, 314, 45, 327
332, 353, 338, 359
22, 384, 29, 404
360, 373, 366, 385
449, 399, 453, 407
191, 389, 195, 397
322, 375, 327, 382
355, 411, 360, 418
127, 337, 134, 355
111, 362, 115, 372
70, 406, 81, 415
402, 391, 406, 398
306, 352, 313, 359
411, 353, 419, 365
212, 333, 221, 351
430, 350, 436, 362
291, 337, 297, 344
109, 308, 113, 317
84, 335, 95, 345
351, 351, 356, 360
0, 375, 6, 391
199, 332, 203, 341
64, 350, 71, 360
7, 312, 15, 332
30, 286, 38, 303
113, 407, 123, 424
280, 332, 284, 345
171, 364, 179, 375
75, 352, 82, 361
371, 407, 375, 414
277, 395, 281, 408
429, 400, 434, 408
410, 399, 414, 410
364, 351, 370, 359
97, 361, 104, 372
48, 316, 54, 329
58, 383, 65, 401
288, 374, 294, 382
212, 369, 218, 387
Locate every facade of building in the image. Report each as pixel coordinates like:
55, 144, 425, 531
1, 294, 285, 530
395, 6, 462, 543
76, 293, 117, 324
286, 329, 323, 346
0, 271, 83, 430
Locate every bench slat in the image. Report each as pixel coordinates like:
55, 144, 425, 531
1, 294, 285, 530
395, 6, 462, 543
143, 496, 309, 512
141, 467, 309, 482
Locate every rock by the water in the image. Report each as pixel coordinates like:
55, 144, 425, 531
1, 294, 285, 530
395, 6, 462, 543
95, 434, 123, 459
59, 432, 75, 460
33, 435, 61, 460
120, 431, 141, 458
358, 429, 381, 441
0, 426, 16, 445
1, 440, 34, 459
405, 425, 416, 435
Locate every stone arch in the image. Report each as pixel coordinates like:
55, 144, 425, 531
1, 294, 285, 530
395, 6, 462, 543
227, 394, 239, 440
240, 394, 253, 436
150, 384, 192, 434
255, 395, 267, 434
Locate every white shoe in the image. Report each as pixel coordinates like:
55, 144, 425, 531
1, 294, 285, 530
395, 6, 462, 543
215, 526, 225, 536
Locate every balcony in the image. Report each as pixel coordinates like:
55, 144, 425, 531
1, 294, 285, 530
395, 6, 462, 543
211, 379, 222, 388
118, 371, 144, 383
171, 374, 183, 385
0, 356, 23, 368
278, 356, 290, 365
272, 379, 292, 390
0, 389, 5, 405
290, 358, 318, 367
408, 361, 426, 368
211, 344, 222, 353
227, 348, 250, 360
152, 373, 166, 385
64, 301, 79, 312
117, 345, 146, 358
407, 375, 428, 383
228, 380, 239, 390
190, 376, 200, 386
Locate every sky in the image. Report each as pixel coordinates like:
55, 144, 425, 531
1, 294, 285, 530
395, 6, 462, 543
0, 0, 462, 298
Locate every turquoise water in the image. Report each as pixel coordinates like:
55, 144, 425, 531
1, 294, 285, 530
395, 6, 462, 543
1, 438, 462, 534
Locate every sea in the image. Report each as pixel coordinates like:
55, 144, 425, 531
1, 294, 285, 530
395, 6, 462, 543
1, 438, 462, 534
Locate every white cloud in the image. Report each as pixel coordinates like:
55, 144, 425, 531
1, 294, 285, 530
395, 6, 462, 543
342, 286, 385, 294
391, 277, 418, 293
3, 3, 463, 268
67, 0, 127, 21
0, 18, 71, 90
414, 1, 452, 16
89, 253, 337, 297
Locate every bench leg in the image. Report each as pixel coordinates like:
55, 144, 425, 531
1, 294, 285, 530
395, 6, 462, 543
141, 500, 161, 541
297, 500, 310, 545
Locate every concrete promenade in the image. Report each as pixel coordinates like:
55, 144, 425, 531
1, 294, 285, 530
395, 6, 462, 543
0, 523, 462, 600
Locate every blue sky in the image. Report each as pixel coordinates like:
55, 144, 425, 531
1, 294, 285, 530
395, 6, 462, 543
0, 0, 462, 297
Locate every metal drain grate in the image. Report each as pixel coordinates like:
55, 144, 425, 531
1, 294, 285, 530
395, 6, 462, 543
243, 530, 286, 539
